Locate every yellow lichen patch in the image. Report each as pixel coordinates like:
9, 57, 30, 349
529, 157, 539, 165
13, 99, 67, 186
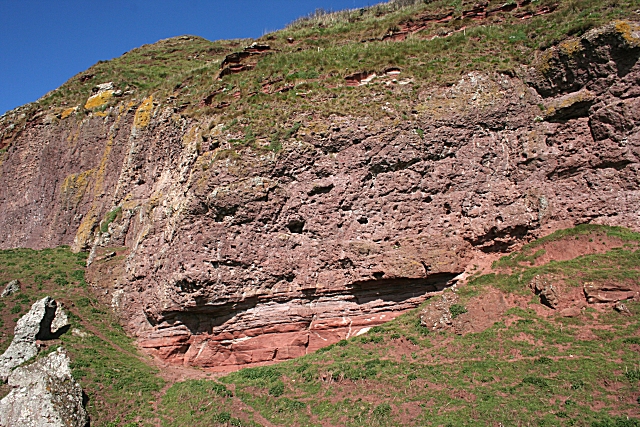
94, 111, 108, 117
559, 39, 582, 56
73, 208, 98, 252
536, 49, 555, 76
543, 89, 595, 119
614, 20, 640, 47
134, 95, 154, 129
182, 126, 199, 148
61, 107, 78, 119
61, 169, 95, 208
84, 90, 114, 110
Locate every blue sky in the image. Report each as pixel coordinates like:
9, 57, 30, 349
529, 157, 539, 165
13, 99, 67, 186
0, 0, 377, 115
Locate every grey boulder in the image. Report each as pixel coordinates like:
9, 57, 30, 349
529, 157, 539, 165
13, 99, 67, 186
0, 297, 68, 381
0, 348, 89, 427
1, 280, 20, 298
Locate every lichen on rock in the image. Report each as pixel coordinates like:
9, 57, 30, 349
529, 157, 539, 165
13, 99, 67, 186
133, 95, 154, 130
0, 348, 89, 427
0, 296, 68, 382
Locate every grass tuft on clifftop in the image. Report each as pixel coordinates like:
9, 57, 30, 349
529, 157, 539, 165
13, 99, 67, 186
3, 0, 639, 149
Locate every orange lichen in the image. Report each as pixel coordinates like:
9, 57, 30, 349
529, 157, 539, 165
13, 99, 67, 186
543, 89, 595, 118
84, 90, 114, 110
536, 49, 555, 76
61, 169, 95, 207
614, 20, 640, 47
73, 207, 98, 252
61, 107, 78, 119
559, 39, 582, 56
72, 108, 129, 250
134, 96, 154, 129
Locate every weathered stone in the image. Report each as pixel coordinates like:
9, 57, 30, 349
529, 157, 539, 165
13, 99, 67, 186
583, 282, 633, 304
51, 305, 70, 334
1, 279, 20, 298
0, 348, 89, 427
0, 22, 639, 368
0, 296, 59, 381
419, 294, 457, 331
542, 89, 596, 122
94, 82, 114, 92
560, 307, 582, 318
530, 275, 559, 309
614, 301, 632, 315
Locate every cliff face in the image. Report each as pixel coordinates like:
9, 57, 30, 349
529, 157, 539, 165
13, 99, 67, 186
0, 21, 639, 368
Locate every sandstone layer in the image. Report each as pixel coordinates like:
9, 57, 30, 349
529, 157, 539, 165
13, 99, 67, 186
0, 22, 639, 368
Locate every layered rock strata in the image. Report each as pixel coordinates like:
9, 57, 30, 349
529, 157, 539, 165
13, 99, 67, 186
1, 22, 639, 367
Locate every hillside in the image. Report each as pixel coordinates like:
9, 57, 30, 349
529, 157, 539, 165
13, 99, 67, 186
0, 0, 640, 425
1, 225, 639, 426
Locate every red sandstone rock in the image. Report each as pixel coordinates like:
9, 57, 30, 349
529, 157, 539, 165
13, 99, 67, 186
0, 22, 639, 368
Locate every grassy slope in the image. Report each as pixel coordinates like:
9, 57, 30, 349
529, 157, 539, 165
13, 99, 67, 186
197, 225, 640, 427
0, 247, 164, 427
1, 226, 639, 427
1, 0, 640, 426
6, 0, 638, 141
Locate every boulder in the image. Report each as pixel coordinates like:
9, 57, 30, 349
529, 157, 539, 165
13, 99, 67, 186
530, 275, 559, 309
614, 301, 632, 316
419, 294, 456, 331
0, 296, 65, 381
0, 348, 89, 427
51, 305, 69, 334
583, 282, 633, 304
559, 307, 582, 318
1, 280, 20, 298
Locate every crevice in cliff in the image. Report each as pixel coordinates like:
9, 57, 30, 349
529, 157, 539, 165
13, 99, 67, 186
156, 272, 461, 334
465, 224, 531, 253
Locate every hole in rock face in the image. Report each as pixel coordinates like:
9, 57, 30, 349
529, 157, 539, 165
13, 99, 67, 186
373, 272, 385, 279
308, 183, 334, 196
287, 219, 305, 233
357, 217, 369, 224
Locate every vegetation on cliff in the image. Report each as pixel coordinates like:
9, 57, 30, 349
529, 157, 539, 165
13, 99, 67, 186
2, 0, 639, 148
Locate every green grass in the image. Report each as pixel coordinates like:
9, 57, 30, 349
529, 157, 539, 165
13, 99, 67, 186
5, 0, 639, 156
175, 226, 640, 426
100, 207, 122, 234
494, 224, 640, 270
0, 247, 164, 427
1, 234, 639, 426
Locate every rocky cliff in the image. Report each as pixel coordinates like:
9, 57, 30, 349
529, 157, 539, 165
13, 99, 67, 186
0, 9, 639, 368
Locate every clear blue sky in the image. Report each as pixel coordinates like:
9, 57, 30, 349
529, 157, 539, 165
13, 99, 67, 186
0, 0, 377, 115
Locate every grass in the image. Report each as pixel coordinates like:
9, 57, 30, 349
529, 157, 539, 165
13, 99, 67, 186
1, 232, 639, 426
172, 226, 640, 426
1, 0, 640, 422
0, 246, 164, 427
100, 207, 122, 234
4, 0, 639, 155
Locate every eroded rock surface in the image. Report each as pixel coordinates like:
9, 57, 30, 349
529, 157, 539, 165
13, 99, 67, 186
0, 297, 66, 381
530, 275, 559, 309
0, 348, 89, 427
0, 22, 639, 367
583, 281, 635, 304
1, 280, 19, 298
